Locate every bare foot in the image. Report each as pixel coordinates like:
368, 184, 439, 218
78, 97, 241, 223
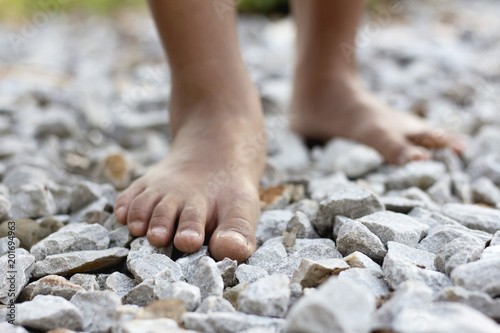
114, 64, 265, 262
290, 69, 464, 165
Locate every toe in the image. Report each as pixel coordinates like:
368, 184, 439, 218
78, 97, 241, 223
127, 190, 161, 236
114, 184, 145, 224
174, 197, 208, 253
146, 198, 181, 248
408, 128, 464, 154
209, 191, 259, 263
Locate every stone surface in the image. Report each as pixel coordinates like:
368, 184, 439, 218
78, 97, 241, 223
188, 257, 224, 299
70, 290, 121, 333
255, 210, 294, 245
154, 281, 200, 311
0, 248, 35, 304
437, 286, 500, 321
308, 172, 352, 201
418, 224, 492, 254
235, 264, 268, 285
105, 272, 138, 298
134, 298, 186, 324
0, 195, 10, 219
343, 251, 383, 274
8, 183, 57, 219
434, 236, 485, 275
471, 177, 500, 205
336, 219, 387, 261
291, 258, 349, 288
26, 275, 85, 301
0, 236, 19, 257
286, 277, 375, 333
30, 222, 110, 261
0, 218, 63, 250
286, 211, 318, 239
196, 296, 236, 313
109, 225, 134, 248
113, 318, 180, 333
32, 247, 128, 278
0, 322, 28, 333
384, 161, 447, 190
247, 237, 288, 273
442, 203, 500, 233
176, 246, 210, 281
17, 295, 83, 331
69, 273, 100, 291
126, 236, 172, 267
183, 311, 286, 333
451, 257, 500, 297
216, 258, 237, 288
338, 268, 390, 299
313, 187, 385, 237
122, 278, 155, 307
238, 274, 290, 318
128, 253, 183, 283
491, 231, 500, 246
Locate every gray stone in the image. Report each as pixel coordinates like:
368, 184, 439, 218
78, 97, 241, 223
235, 264, 268, 285
238, 274, 290, 318
291, 258, 349, 288
385, 160, 446, 190
183, 311, 286, 333
286, 277, 375, 333
387, 241, 437, 270
175, 246, 210, 280
381, 196, 429, 213
109, 225, 134, 248
26, 275, 85, 301
383, 242, 452, 293
154, 281, 200, 311
409, 207, 460, 229
313, 187, 384, 237
105, 272, 138, 298
69, 180, 116, 213
481, 245, 500, 260
308, 172, 352, 201
418, 224, 492, 254
491, 231, 500, 246
122, 278, 155, 307
70, 273, 100, 291
255, 210, 294, 245
436, 286, 500, 321
286, 211, 318, 239
467, 154, 500, 187
0, 195, 10, 219
17, 295, 83, 331
128, 253, 183, 283
0, 248, 35, 304
116, 318, 182, 333
338, 268, 390, 299
32, 247, 128, 278
442, 203, 500, 234
71, 290, 121, 333
472, 177, 500, 206
247, 237, 288, 273
188, 257, 224, 299
0, 236, 19, 258
30, 222, 110, 261
336, 219, 387, 261
196, 296, 235, 313
357, 211, 429, 247
287, 199, 319, 221
8, 183, 57, 218
114, 304, 140, 325
450, 171, 473, 204
343, 251, 383, 274
451, 257, 500, 297
0, 322, 28, 333
435, 236, 485, 275
217, 258, 237, 288
127, 236, 172, 267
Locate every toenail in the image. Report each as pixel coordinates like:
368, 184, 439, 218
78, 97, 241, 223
115, 206, 125, 216
129, 221, 143, 229
179, 229, 200, 238
218, 230, 248, 246
150, 227, 168, 236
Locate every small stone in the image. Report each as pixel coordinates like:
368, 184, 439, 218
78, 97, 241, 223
308, 172, 352, 202
259, 184, 302, 210
122, 278, 155, 307
291, 258, 349, 288
98, 153, 132, 190
286, 277, 375, 333
134, 299, 186, 324
26, 275, 85, 301
69, 180, 115, 213
8, 183, 57, 219
385, 160, 446, 190
467, 154, 500, 187
0, 195, 10, 219
336, 219, 387, 261
442, 203, 500, 234
223, 283, 247, 310
128, 253, 183, 283
436, 286, 500, 321
196, 296, 236, 313
357, 211, 429, 247
0, 249, 35, 304
117, 318, 181, 333
114, 304, 140, 325
109, 225, 134, 248
409, 207, 460, 229
451, 257, 500, 297
472, 177, 500, 206
17, 295, 83, 331
0, 218, 63, 250
183, 311, 286, 333
313, 187, 385, 237
0, 322, 28, 333
287, 199, 319, 221
126, 236, 172, 267
216, 258, 237, 288
32, 247, 128, 278
154, 281, 200, 311
481, 245, 500, 260
286, 211, 318, 239
247, 237, 287, 273
176, 246, 209, 280
30, 222, 110, 261
339, 267, 390, 299
491, 231, 500, 246
418, 224, 492, 254
381, 196, 428, 213
387, 241, 437, 270
435, 236, 485, 275
238, 274, 290, 318
235, 264, 268, 285
70, 290, 121, 333
0, 236, 19, 257
188, 257, 224, 299
255, 210, 294, 245
105, 272, 138, 298
69, 274, 100, 291
343, 251, 383, 274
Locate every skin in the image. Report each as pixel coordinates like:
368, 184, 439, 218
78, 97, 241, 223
114, 0, 463, 262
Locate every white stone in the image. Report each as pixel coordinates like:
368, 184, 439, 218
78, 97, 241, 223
238, 274, 290, 318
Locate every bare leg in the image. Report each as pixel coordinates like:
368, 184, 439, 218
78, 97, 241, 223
114, 0, 265, 262
290, 0, 463, 164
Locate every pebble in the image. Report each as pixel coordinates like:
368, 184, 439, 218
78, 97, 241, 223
490, 231, 500, 246
0, 248, 35, 304
0, 218, 63, 250
8, 183, 57, 218
384, 160, 447, 190
32, 247, 129, 278
286, 199, 319, 221
223, 283, 248, 310
442, 203, 500, 234
291, 258, 349, 288
286, 277, 375, 333
109, 225, 134, 248
0, 236, 19, 257
105, 272, 138, 298
255, 210, 294, 245
25, 275, 85, 301
357, 211, 429, 247
70, 290, 121, 333
183, 311, 286, 333
235, 264, 268, 285
196, 296, 236, 314
126, 236, 172, 267
0, 322, 28, 333
134, 298, 186, 324
307, 172, 352, 201
480, 245, 500, 260
154, 281, 200, 311
418, 224, 492, 254
128, 253, 183, 283
176, 246, 210, 280
434, 236, 485, 275
247, 237, 288, 273
188, 256, 224, 299
471, 177, 500, 206
0, 195, 10, 219
122, 278, 155, 307
30, 222, 110, 261
259, 184, 303, 210
451, 257, 500, 297
313, 187, 385, 237
286, 211, 318, 239
343, 251, 383, 274
112, 318, 181, 333
437, 286, 500, 321
69, 273, 100, 291
17, 295, 83, 331
336, 219, 387, 261
338, 268, 390, 299
216, 257, 237, 288
408, 207, 460, 229
238, 274, 290, 318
